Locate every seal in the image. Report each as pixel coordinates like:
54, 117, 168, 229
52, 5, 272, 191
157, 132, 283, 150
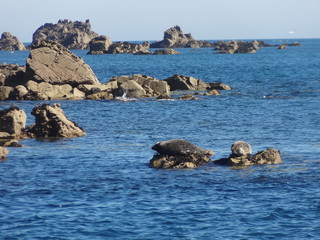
152, 139, 214, 156
231, 141, 252, 157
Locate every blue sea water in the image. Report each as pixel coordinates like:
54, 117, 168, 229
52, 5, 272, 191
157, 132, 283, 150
0, 39, 320, 239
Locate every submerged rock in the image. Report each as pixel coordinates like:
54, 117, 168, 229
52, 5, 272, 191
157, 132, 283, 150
153, 49, 180, 55
0, 146, 9, 160
150, 139, 214, 169
150, 26, 214, 48
32, 19, 98, 49
27, 103, 85, 138
0, 32, 26, 51
214, 141, 282, 166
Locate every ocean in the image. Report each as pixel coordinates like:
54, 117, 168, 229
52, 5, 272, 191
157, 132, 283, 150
0, 39, 320, 239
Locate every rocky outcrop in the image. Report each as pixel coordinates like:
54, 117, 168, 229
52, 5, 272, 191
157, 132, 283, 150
150, 139, 214, 168
0, 107, 26, 137
0, 107, 27, 147
164, 74, 211, 91
0, 32, 26, 51
0, 146, 9, 160
153, 49, 180, 55
26, 40, 100, 86
32, 19, 98, 49
109, 74, 170, 98
214, 141, 282, 166
150, 26, 214, 48
27, 103, 85, 138
107, 42, 151, 55
87, 35, 112, 55
213, 40, 259, 54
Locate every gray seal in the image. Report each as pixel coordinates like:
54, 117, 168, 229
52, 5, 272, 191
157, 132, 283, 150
152, 139, 214, 156
231, 141, 252, 157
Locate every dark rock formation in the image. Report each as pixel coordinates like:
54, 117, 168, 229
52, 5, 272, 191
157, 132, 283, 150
150, 139, 214, 169
153, 49, 180, 55
0, 107, 27, 147
278, 44, 287, 50
32, 19, 98, 49
109, 74, 170, 98
150, 26, 214, 48
87, 35, 112, 55
213, 40, 259, 54
214, 141, 282, 167
27, 103, 85, 138
106, 42, 151, 54
25, 41, 100, 87
0, 107, 26, 137
0, 32, 26, 51
0, 63, 25, 87
0, 146, 9, 160
164, 74, 210, 91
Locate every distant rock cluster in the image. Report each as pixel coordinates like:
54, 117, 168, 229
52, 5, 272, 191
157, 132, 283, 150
32, 19, 99, 49
0, 32, 26, 51
150, 26, 214, 48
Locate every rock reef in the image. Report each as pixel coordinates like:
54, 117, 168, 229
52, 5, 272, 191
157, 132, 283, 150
214, 141, 282, 166
213, 40, 260, 54
0, 103, 85, 149
32, 19, 98, 49
150, 26, 213, 48
0, 32, 26, 51
150, 139, 214, 169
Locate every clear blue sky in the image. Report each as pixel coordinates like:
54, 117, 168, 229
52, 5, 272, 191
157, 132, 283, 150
1, 0, 319, 42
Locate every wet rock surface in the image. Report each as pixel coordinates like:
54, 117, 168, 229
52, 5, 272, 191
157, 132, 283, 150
150, 139, 214, 169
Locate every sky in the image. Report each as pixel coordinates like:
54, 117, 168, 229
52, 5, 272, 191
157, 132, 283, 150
1, 0, 319, 42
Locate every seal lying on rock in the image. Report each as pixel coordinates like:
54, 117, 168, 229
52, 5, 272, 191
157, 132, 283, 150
150, 139, 214, 169
214, 141, 282, 167
152, 139, 214, 156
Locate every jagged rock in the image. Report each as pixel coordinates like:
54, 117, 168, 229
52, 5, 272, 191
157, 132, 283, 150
214, 142, 282, 167
250, 148, 282, 165
0, 86, 14, 100
25, 41, 100, 87
109, 74, 170, 98
213, 40, 259, 54
87, 35, 112, 54
0, 107, 26, 138
32, 19, 98, 49
0, 146, 9, 160
142, 41, 150, 48
0, 32, 26, 51
0, 63, 26, 87
153, 49, 180, 55
163, 74, 209, 91
150, 26, 214, 48
106, 42, 151, 54
150, 139, 214, 169
27, 103, 85, 138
